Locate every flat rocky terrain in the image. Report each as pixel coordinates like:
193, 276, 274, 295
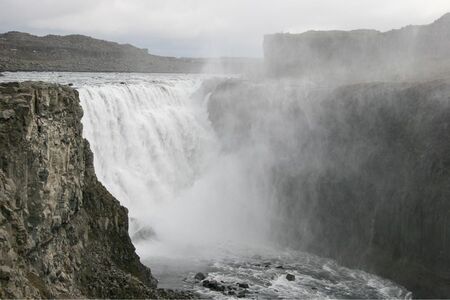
0, 32, 202, 73
264, 13, 450, 82
0, 31, 260, 74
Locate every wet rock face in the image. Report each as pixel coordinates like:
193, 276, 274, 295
0, 82, 158, 298
208, 79, 450, 298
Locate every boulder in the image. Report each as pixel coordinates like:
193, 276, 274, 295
238, 283, 249, 289
286, 274, 295, 281
194, 272, 206, 281
202, 280, 225, 292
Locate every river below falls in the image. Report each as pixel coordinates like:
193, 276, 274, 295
145, 250, 411, 299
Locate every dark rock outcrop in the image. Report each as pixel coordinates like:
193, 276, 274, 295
264, 13, 450, 81
202, 279, 225, 292
0, 82, 179, 298
208, 79, 450, 298
238, 283, 249, 288
194, 272, 206, 281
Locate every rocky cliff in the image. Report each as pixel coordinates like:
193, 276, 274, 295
208, 79, 450, 298
0, 82, 178, 298
264, 13, 450, 81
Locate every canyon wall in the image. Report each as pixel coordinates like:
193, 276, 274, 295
207, 79, 450, 298
264, 13, 450, 82
0, 82, 182, 298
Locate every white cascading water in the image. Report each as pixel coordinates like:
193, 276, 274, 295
78, 77, 275, 259
78, 80, 211, 219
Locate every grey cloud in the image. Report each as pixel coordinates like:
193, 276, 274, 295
0, 0, 449, 57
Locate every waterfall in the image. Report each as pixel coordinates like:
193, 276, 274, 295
78, 79, 212, 228
78, 78, 274, 259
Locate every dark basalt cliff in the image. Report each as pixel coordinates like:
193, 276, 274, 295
264, 13, 450, 81
208, 79, 450, 298
0, 82, 180, 298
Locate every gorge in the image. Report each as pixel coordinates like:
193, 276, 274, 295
1, 11, 450, 300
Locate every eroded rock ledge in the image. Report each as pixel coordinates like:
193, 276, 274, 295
0, 82, 176, 298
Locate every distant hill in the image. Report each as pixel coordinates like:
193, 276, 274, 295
0, 31, 260, 74
264, 13, 450, 81
0, 31, 205, 73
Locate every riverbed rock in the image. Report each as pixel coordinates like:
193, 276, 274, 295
0, 82, 184, 298
286, 274, 295, 281
237, 290, 247, 298
202, 280, 225, 292
194, 272, 206, 281
238, 282, 250, 288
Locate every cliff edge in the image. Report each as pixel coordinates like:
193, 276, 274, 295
264, 13, 450, 81
0, 82, 165, 298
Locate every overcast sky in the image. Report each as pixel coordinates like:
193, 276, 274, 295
1, 0, 450, 57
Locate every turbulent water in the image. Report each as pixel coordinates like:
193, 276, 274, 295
1, 72, 411, 299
